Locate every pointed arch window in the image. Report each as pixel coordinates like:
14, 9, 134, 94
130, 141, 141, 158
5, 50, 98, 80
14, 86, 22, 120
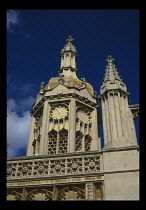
58, 128, 68, 154
48, 128, 68, 154
85, 134, 92, 151
76, 131, 83, 151
48, 129, 57, 155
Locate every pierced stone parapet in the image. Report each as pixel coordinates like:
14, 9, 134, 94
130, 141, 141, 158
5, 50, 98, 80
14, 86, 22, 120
7, 153, 101, 179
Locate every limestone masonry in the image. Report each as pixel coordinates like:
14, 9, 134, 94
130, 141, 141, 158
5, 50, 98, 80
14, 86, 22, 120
7, 36, 139, 200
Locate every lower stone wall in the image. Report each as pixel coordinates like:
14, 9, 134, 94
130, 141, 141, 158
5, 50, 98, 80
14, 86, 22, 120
102, 147, 139, 200
7, 147, 139, 200
7, 182, 103, 201
103, 171, 139, 200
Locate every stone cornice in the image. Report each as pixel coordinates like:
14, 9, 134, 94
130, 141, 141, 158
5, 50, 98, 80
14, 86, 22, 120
99, 88, 130, 99
30, 93, 98, 116
7, 150, 102, 161
129, 104, 140, 120
7, 152, 102, 182
101, 145, 139, 153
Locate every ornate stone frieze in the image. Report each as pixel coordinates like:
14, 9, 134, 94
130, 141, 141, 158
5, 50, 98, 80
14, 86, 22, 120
31, 93, 98, 116
7, 153, 101, 179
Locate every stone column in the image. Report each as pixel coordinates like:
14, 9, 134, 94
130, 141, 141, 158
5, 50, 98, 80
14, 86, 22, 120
91, 108, 100, 150
68, 98, 76, 153
109, 92, 118, 141
26, 116, 35, 156
101, 97, 108, 146
85, 182, 95, 200
120, 94, 128, 141
39, 101, 50, 155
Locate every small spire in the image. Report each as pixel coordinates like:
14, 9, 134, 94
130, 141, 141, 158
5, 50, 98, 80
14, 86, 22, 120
105, 55, 115, 64
66, 35, 74, 43
39, 82, 45, 94
100, 55, 127, 94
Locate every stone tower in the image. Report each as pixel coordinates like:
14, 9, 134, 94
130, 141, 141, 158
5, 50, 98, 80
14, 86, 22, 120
100, 55, 137, 148
7, 37, 139, 200
99, 55, 139, 200
26, 35, 101, 157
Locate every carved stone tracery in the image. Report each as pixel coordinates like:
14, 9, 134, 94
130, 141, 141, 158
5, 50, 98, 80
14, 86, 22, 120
86, 183, 94, 200
76, 130, 83, 151
48, 129, 57, 154
85, 134, 92, 151
56, 186, 85, 201
48, 128, 68, 154
7, 182, 102, 200
58, 128, 68, 153
7, 189, 22, 201
25, 188, 53, 201
7, 154, 100, 179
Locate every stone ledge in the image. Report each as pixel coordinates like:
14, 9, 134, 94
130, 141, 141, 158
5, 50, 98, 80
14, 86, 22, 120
7, 153, 101, 180
7, 150, 102, 162
103, 169, 139, 175
7, 171, 104, 182
101, 145, 139, 153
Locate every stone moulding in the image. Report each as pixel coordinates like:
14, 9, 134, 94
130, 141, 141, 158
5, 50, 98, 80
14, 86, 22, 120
30, 93, 98, 116
7, 152, 101, 180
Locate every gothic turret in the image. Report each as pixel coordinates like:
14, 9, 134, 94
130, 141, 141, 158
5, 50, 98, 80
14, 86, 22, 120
26, 36, 100, 157
100, 56, 137, 148
100, 55, 127, 95
59, 35, 78, 78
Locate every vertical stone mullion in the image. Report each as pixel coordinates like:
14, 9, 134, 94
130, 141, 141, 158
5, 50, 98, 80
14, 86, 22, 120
124, 95, 131, 141
26, 116, 35, 156
34, 140, 37, 155
56, 131, 59, 154
120, 94, 128, 141
22, 187, 26, 201
105, 95, 111, 144
68, 99, 76, 153
117, 92, 124, 138
65, 158, 67, 174
114, 92, 123, 139
109, 92, 118, 140
101, 96, 108, 146
48, 159, 50, 175
32, 159, 34, 176
39, 101, 50, 155
107, 92, 114, 142
85, 182, 95, 200
82, 125, 85, 151
15, 162, 18, 178
127, 100, 137, 145
91, 107, 100, 150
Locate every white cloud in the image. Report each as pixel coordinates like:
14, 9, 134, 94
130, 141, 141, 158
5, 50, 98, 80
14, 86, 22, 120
7, 110, 31, 157
7, 10, 19, 31
7, 10, 32, 39
19, 83, 37, 96
7, 98, 18, 112
19, 95, 35, 113
7, 96, 35, 157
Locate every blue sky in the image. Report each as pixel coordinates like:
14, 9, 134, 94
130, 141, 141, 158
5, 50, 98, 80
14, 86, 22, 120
7, 9, 139, 157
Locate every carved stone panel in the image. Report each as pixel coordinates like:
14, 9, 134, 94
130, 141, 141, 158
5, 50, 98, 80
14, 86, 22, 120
56, 185, 85, 201
94, 182, 103, 200
7, 188, 23, 201
25, 187, 53, 201
86, 183, 94, 200
7, 153, 101, 179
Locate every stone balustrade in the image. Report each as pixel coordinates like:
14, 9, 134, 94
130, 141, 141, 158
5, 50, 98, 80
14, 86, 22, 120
7, 152, 101, 179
